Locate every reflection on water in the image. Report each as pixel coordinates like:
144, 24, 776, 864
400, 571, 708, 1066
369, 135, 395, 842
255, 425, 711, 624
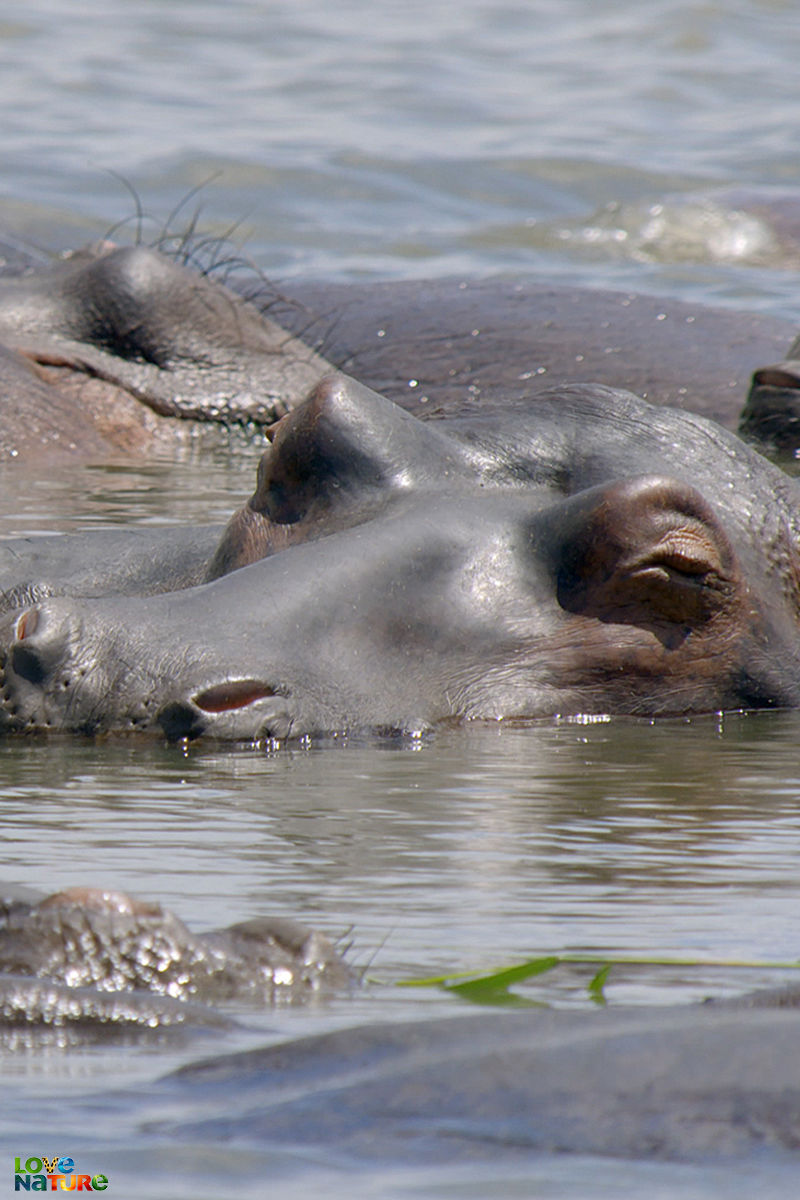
0, 438, 259, 536
2, 715, 800, 1195
2, 712, 799, 1018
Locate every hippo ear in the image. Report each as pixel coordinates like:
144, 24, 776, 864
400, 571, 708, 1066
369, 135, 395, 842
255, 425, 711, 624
739, 360, 800, 454
251, 373, 473, 523
208, 375, 482, 579
554, 476, 738, 630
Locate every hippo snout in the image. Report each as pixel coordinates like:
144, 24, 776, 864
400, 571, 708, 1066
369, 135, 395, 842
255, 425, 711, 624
0, 600, 149, 735
0, 602, 86, 731
0, 596, 298, 742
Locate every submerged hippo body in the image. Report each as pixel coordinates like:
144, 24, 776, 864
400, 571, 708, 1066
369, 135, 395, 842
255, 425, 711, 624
3, 376, 800, 740
279, 274, 797, 431
151, 1003, 800, 1167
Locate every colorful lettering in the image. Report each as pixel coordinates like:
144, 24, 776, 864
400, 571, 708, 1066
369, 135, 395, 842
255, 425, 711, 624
12, 1164, 107, 1193
41, 1159, 60, 1173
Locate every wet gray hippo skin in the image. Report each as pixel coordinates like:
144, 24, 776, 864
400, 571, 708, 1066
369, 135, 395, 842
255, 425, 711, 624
0, 240, 797, 461
3, 376, 800, 739
207, 368, 800, 577
0, 523, 225, 614
0, 884, 352, 1035
147, 1002, 800, 1168
278, 274, 797, 433
0, 242, 330, 462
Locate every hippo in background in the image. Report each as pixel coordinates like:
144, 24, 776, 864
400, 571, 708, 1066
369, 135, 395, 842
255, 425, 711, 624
147, 998, 800, 1169
740, 337, 800, 454
4, 880, 800, 1171
2, 375, 800, 740
278, 271, 799, 437
0, 233, 797, 463
0, 241, 331, 463
0, 883, 353, 1041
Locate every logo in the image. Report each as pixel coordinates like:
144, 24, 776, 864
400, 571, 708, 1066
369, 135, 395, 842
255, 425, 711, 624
13, 1157, 108, 1192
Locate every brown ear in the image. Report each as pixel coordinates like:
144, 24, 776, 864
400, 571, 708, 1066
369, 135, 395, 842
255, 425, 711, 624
739, 360, 800, 454
251, 374, 471, 524
250, 377, 388, 524
751, 363, 800, 390
555, 476, 738, 632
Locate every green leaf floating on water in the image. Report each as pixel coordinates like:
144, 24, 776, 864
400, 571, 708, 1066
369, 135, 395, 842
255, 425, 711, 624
395, 952, 800, 1008
444, 956, 560, 1007
587, 962, 612, 1005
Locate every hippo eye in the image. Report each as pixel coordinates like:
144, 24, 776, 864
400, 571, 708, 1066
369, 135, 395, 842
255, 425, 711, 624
193, 679, 277, 713
653, 549, 713, 576
15, 609, 39, 640
628, 529, 724, 582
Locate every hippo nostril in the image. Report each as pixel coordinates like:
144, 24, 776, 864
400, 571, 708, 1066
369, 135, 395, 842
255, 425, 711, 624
7, 606, 73, 692
15, 609, 39, 640
157, 701, 206, 743
193, 679, 277, 713
10, 641, 46, 687
158, 683, 290, 744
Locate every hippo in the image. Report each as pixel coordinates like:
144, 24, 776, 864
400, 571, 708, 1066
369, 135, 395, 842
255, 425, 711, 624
278, 273, 798, 434
2, 375, 800, 740
5, 889, 800, 1172
145, 1001, 800, 1168
0, 236, 796, 462
0, 884, 352, 1038
4, 887, 800, 1175
0, 241, 331, 462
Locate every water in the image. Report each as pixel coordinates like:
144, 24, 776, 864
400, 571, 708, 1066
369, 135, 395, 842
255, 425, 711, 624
0, 1, 799, 1195
0, 0, 799, 310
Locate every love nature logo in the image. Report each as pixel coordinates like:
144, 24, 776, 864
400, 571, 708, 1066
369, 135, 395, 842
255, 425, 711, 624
12, 1157, 108, 1192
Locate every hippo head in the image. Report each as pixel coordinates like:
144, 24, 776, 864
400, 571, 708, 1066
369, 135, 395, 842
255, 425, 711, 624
0, 244, 332, 462
3, 375, 800, 741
